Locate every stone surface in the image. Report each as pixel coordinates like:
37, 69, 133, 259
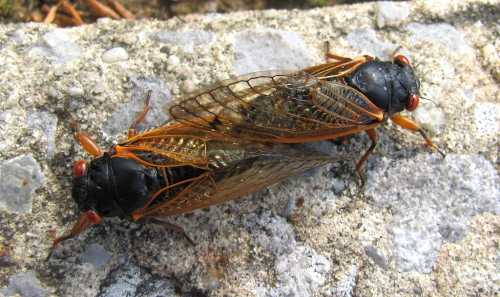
101, 47, 129, 63
27, 111, 58, 159
1, 271, 47, 297
365, 154, 499, 273
233, 29, 314, 74
0, 155, 44, 213
0, 0, 498, 296
98, 262, 177, 297
80, 243, 112, 269
29, 29, 81, 64
376, 1, 411, 28
406, 23, 474, 55
346, 28, 397, 59
152, 30, 215, 53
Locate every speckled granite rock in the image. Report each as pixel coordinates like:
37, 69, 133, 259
0, 0, 498, 296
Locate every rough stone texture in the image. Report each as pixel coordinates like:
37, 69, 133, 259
0, 0, 499, 296
27, 111, 58, 159
0, 154, 44, 213
1, 271, 47, 297
376, 1, 411, 28
365, 154, 499, 272
79, 243, 112, 269
233, 29, 314, 74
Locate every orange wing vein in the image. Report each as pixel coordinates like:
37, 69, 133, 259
168, 70, 384, 143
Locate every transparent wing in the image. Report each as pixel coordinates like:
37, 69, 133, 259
137, 145, 343, 217
168, 70, 384, 143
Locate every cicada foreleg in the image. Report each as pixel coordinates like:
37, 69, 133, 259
70, 116, 103, 157
324, 41, 352, 63
355, 128, 379, 186
128, 90, 153, 138
391, 114, 445, 157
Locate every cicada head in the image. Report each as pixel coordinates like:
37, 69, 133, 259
346, 54, 421, 115
393, 55, 420, 112
72, 154, 119, 219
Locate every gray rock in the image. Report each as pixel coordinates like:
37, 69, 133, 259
30, 29, 81, 64
80, 243, 112, 269
346, 28, 397, 59
0, 154, 44, 214
376, 1, 411, 28
102, 47, 129, 63
258, 245, 331, 297
233, 29, 314, 74
152, 30, 215, 53
98, 262, 176, 297
27, 111, 58, 159
406, 23, 474, 55
1, 271, 47, 297
366, 154, 499, 272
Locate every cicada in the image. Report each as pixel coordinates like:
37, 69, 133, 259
168, 51, 445, 177
52, 100, 340, 247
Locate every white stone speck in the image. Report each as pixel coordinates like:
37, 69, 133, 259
102, 47, 129, 63
376, 1, 410, 28
67, 86, 84, 97
167, 55, 180, 66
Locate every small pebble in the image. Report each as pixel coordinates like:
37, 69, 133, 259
102, 47, 129, 63
167, 55, 180, 66
67, 86, 84, 97
92, 82, 106, 95
80, 243, 112, 269
376, 1, 410, 28
0, 154, 44, 214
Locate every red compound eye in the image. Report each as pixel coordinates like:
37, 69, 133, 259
394, 54, 411, 66
86, 210, 102, 224
73, 160, 87, 177
406, 94, 420, 111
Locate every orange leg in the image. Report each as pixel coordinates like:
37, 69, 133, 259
391, 114, 445, 157
356, 129, 379, 185
128, 90, 153, 138
70, 117, 103, 157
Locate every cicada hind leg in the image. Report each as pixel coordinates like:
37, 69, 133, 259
355, 129, 379, 187
306, 41, 374, 78
128, 90, 153, 138
140, 217, 194, 245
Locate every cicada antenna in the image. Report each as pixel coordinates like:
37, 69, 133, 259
420, 96, 437, 106
390, 45, 403, 59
